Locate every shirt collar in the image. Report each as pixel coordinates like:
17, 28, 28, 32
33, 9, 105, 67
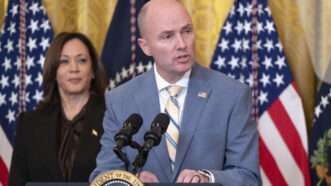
153, 64, 191, 93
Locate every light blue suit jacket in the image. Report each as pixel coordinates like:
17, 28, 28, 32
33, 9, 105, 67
90, 64, 260, 185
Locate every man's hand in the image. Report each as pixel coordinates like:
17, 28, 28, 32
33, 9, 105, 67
137, 171, 159, 183
176, 169, 209, 183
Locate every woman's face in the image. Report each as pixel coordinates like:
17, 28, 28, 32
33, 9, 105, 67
56, 39, 94, 97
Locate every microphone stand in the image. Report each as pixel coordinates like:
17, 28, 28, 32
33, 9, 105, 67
132, 137, 157, 174
113, 146, 130, 171
132, 148, 149, 174
130, 140, 145, 174
113, 140, 143, 173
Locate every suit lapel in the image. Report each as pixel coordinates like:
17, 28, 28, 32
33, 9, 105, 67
134, 70, 172, 180
172, 65, 211, 180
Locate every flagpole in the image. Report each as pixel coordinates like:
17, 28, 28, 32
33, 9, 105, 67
19, 0, 27, 113
130, 0, 137, 78
251, 0, 259, 121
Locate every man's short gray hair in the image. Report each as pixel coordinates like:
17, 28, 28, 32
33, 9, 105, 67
137, 2, 150, 38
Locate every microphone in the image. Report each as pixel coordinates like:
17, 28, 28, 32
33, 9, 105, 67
114, 113, 143, 150
132, 113, 170, 172
142, 113, 170, 152
113, 113, 143, 171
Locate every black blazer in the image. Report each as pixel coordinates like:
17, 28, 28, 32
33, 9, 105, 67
9, 95, 105, 186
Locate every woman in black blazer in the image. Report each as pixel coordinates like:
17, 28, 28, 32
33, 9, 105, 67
9, 32, 108, 185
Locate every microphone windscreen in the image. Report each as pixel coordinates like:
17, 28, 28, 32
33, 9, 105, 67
151, 113, 170, 133
125, 113, 143, 133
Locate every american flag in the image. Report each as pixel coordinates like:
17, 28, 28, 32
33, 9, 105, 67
101, 0, 153, 89
0, 0, 53, 185
210, 0, 310, 185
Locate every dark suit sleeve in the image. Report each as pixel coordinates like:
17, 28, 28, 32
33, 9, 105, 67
210, 86, 261, 186
9, 113, 29, 186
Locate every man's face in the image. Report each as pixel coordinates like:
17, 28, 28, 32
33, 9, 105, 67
138, 1, 195, 83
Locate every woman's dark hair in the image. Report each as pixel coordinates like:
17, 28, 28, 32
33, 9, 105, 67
37, 32, 108, 110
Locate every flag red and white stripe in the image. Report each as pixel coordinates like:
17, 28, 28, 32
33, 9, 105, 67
0, 126, 12, 185
259, 83, 309, 185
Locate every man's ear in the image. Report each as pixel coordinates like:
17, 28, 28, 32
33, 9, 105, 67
138, 38, 152, 56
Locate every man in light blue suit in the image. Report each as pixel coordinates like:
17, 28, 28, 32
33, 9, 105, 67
90, 0, 260, 185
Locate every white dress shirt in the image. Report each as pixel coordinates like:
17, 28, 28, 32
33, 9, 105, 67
153, 65, 190, 125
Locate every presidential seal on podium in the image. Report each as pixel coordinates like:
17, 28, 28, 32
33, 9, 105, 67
90, 170, 144, 186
